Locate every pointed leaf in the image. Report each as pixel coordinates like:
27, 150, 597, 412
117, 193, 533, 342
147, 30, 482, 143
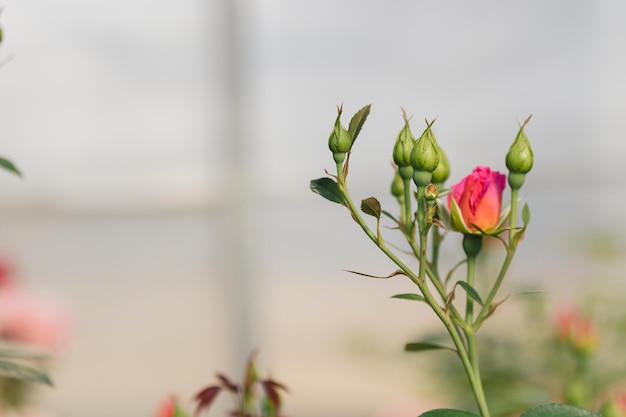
216, 373, 239, 394
522, 203, 531, 225
194, 386, 222, 415
310, 178, 345, 205
344, 269, 406, 279
361, 197, 381, 219
457, 281, 483, 306
391, 293, 426, 302
0, 359, 52, 385
0, 156, 21, 178
348, 104, 371, 145
405, 342, 456, 353
419, 409, 481, 417
243, 352, 259, 404
519, 403, 600, 417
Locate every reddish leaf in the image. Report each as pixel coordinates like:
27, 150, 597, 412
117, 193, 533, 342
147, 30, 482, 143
261, 379, 288, 411
194, 386, 221, 416
216, 373, 239, 394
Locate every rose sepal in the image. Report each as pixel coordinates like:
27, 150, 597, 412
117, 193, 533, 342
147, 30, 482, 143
444, 197, 511, 236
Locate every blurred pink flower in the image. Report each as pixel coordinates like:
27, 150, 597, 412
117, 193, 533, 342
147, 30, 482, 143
0, 260, 69, 352
556, 307, 598, 355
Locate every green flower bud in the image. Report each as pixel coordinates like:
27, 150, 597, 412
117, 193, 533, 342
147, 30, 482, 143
506, 115, 534, 174
392, 118, 415, 167
431, 145, 450, 185
391, 170, 404, 198
328, 108, 352, 155
410, 120, 440, 173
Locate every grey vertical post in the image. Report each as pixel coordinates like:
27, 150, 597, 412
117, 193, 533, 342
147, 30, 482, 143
219, 0, 256, 365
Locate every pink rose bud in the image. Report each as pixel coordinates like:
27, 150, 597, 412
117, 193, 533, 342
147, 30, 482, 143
447, 166, 506, 233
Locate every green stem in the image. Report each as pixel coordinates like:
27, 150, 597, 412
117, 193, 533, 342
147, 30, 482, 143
466, 255, 476, 326
403, 178, 413, 240
464, 254, 490, 417
431, 227, 442, 278
474, 187, 519, 327
407, 238, 464, 324
459, 234, 490, 417
430, 182, 444, 278
508, 187, 519, 247
474, 251, 514, 327
466, 329, 489, 416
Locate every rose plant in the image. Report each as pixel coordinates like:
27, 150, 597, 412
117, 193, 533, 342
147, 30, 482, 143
311, 105, 600, 417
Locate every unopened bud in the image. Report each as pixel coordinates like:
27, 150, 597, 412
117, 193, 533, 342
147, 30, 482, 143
410, 120, 440, 173
506, 115, 534, 174
391, 170, 404, 198
328, 107, 352, 156
431, 145, 450, 185
392, 117, 415, 168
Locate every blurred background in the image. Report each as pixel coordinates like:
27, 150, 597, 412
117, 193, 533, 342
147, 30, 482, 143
0, 1, 626, 416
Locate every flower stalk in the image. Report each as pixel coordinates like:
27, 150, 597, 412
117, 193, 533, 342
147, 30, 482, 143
312, 106, 535, 417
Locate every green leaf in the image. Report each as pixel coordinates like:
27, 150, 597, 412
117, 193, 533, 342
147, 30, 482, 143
348, 104, 371, 145
361, 197, 381, 219
0, 156, 22, 177
419, 409, 481, 417
520, 403, 600, 417
522, 203, 531, 225
457, 281, 483, 306
391, 293, 426, 302
310, 178, 345, 205
405, 342, 456, 353
0, 359, 52, 385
